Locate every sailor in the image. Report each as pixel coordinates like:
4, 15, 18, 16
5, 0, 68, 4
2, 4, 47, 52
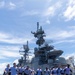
44, 67, 50, 75
10, 63, 18, 75
51, 67, 57, 75
64, 64, 72, 75
36, 67, 43, 75
60, 66, 65, 75
31, 68, 36, 75
56, 67, 61, 75
24, 66, 32, 75
18, 66, 23, 75
3, 64, 11, 75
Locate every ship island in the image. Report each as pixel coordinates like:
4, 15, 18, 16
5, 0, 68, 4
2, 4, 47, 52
18, 22, 75, 71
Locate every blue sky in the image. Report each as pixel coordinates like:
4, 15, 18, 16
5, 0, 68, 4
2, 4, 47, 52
0, 0, 75, 74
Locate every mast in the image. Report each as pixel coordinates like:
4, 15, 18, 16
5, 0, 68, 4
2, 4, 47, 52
37, 22, 39, 32
19, 41, 30, 66
31, 22, 54, 65
31, 22, 45, 46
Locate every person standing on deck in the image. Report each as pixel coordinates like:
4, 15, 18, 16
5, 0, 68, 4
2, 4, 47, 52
4, 64, 11, 75
36, 67, 43, 75
44, 67, 50, 75
24, 66, 32, 75
64, 64, 72, 75
10, 63, 18, 75
56, 67, 61, 75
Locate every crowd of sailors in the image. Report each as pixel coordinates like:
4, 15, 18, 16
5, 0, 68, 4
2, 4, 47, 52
3, 63, 73, 75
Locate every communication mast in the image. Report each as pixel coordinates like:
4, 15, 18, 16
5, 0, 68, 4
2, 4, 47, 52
18, 41, 30, 66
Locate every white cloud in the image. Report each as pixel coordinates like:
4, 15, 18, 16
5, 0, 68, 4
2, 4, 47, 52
43, 6, 55, 17
0, 50, 20, 58
53, 39, 75, 45
1, 37, 30, 44
62, 53, 75, 66
0, 32, 9, 39
43, 1, 62, 17
0, 1, 5, 8
0, 46, 21, 59
0, 46, 19, 51
63, 0, 75, 21
46, 20, 50, 24
0, 32, 33, 44
57, 30, 75, 39
62, 53, 75, 60
46, 29, 75, 40
8, 2, 16, 10
0, 1, 16, 10
45, 28, 75, 47
41, 1, 62, 25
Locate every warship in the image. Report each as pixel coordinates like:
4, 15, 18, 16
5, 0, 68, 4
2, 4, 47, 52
18, 22, 67, 70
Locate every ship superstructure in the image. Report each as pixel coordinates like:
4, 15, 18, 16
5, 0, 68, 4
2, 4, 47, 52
18, 22, 67, 69
31, 22, 63, 65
